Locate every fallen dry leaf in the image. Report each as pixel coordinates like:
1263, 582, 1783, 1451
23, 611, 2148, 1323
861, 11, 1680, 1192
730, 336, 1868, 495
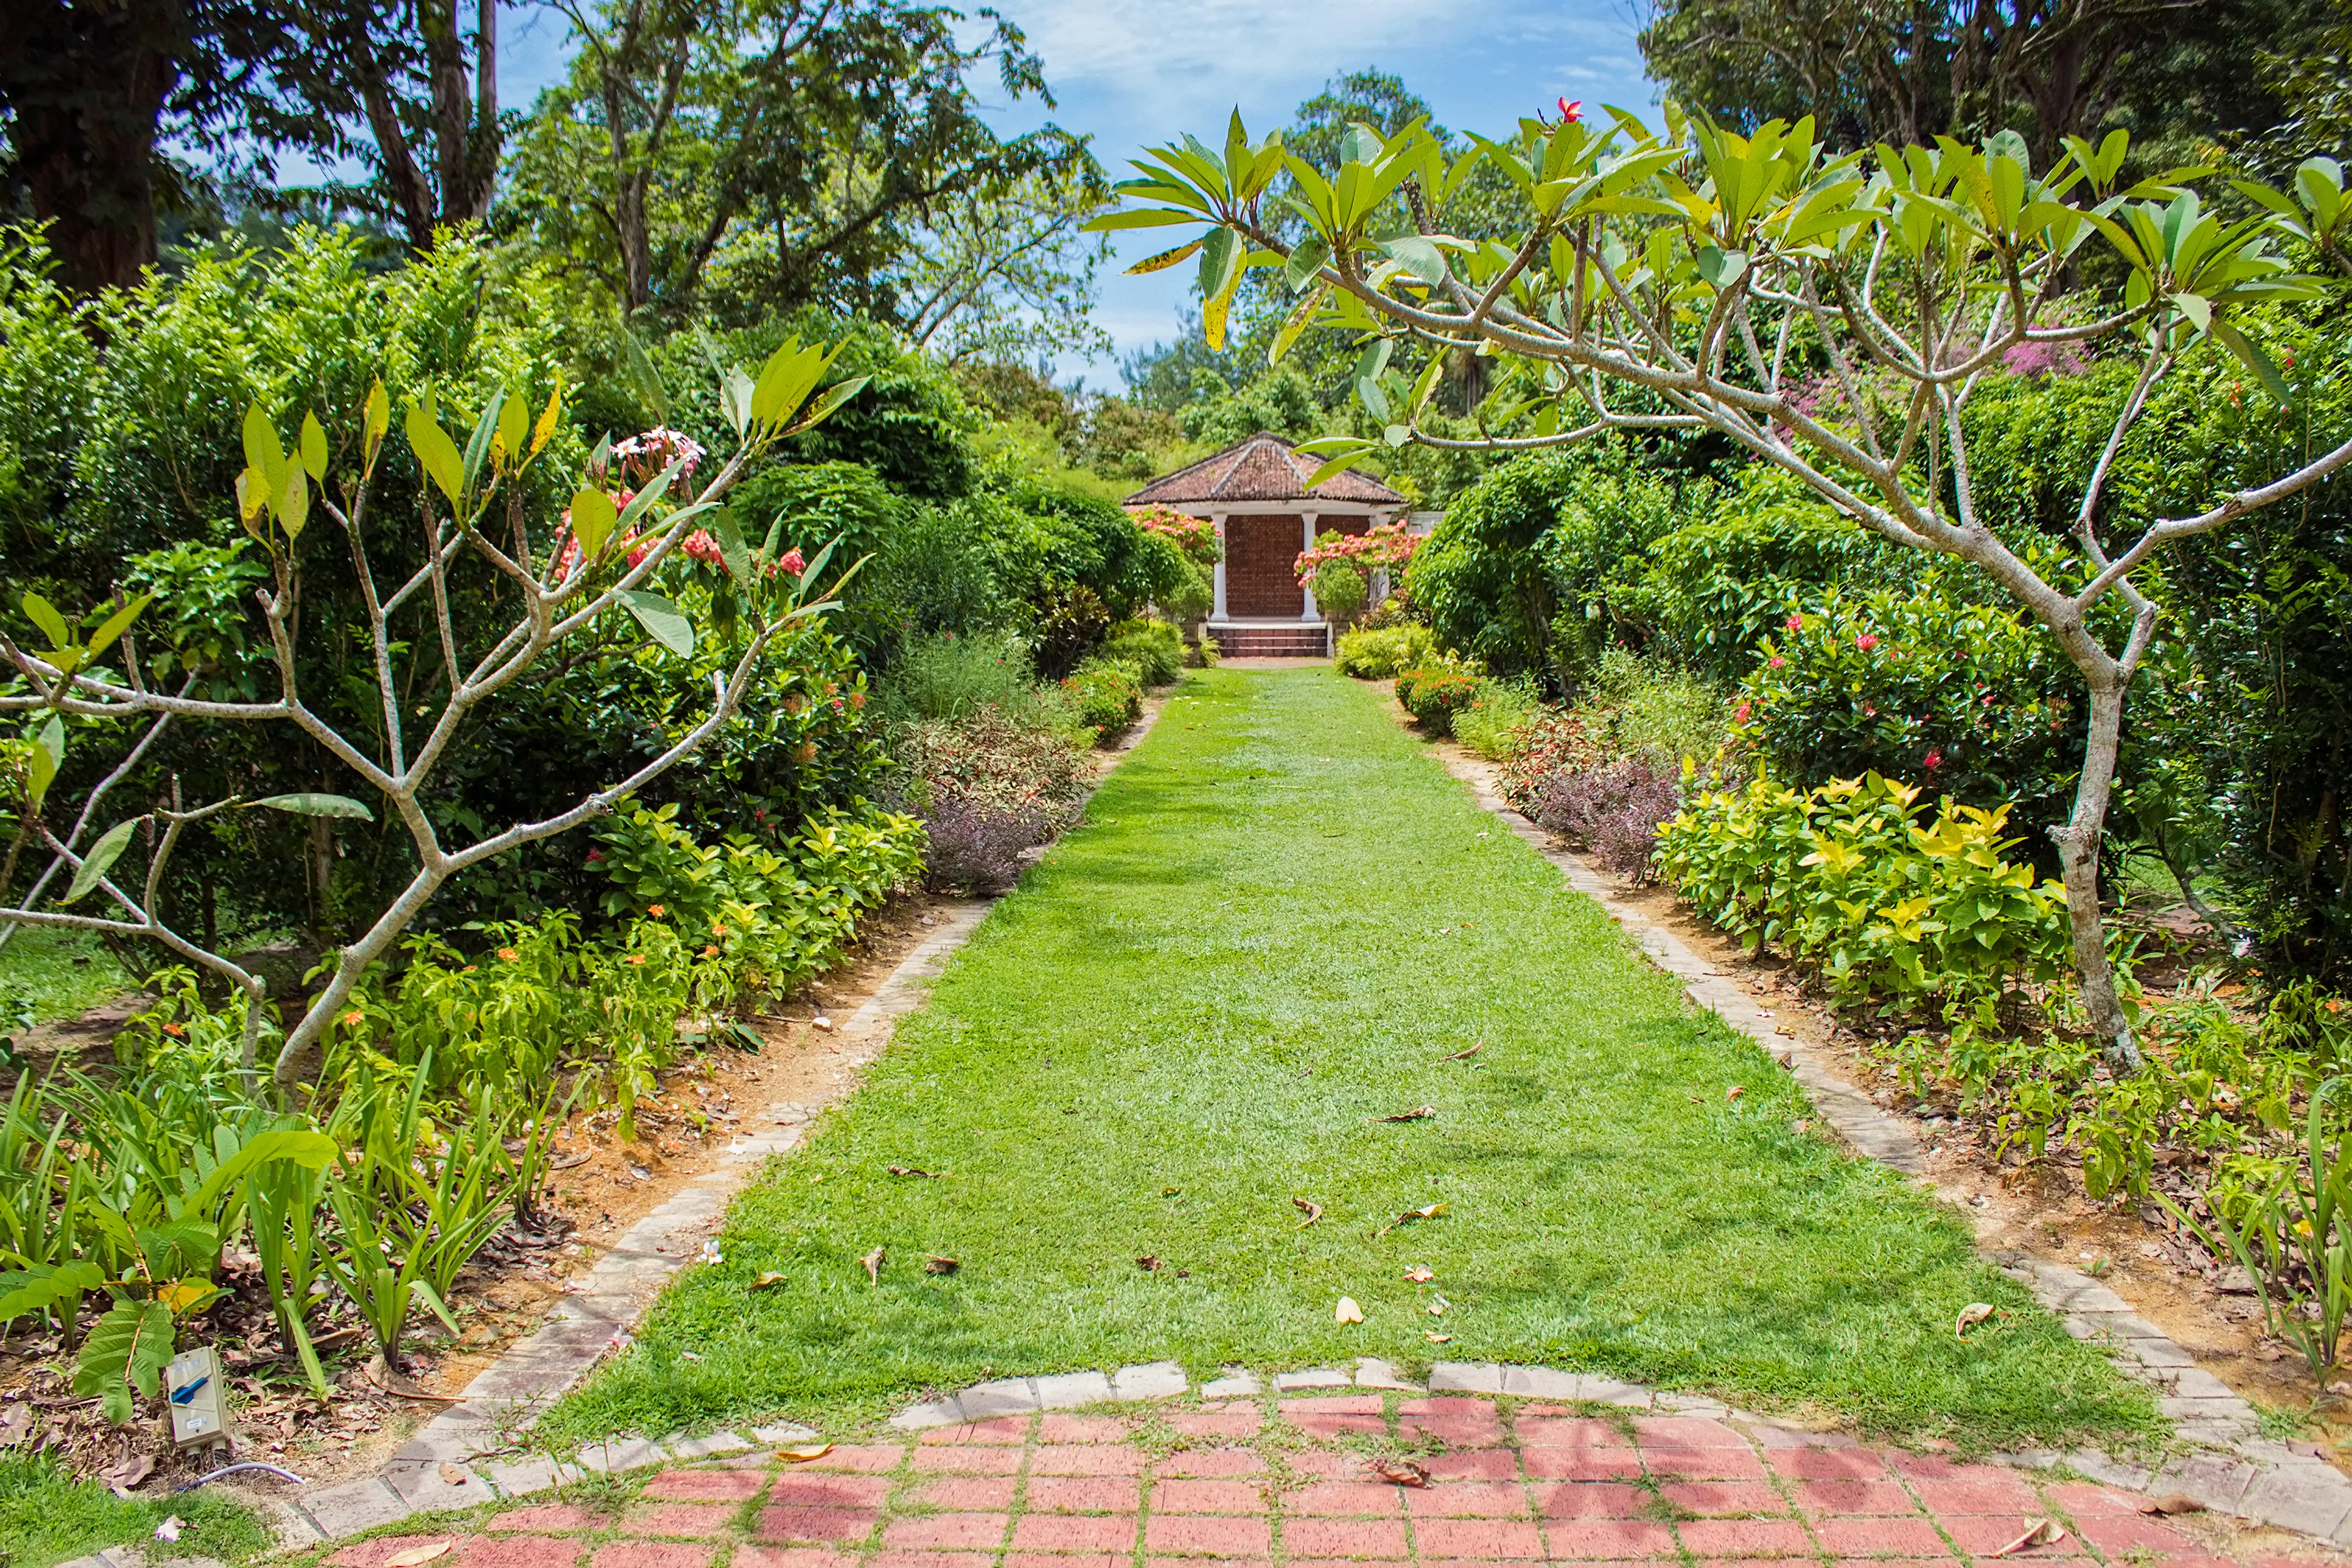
105, 1450, 154, 1494
1428, 1294, 1450, 1317
1425, 1331, 1452, 1343
886, 1166, 948, 1178
1955, 1302, 1996, 1338
861, 1246, 884, 1285
1293, 1197, 1324, 1229
384, 1544, 453, 1567
1335, 1295, 1365, 1324
2137, 1494, 2206, 1516
1372, 1106, 1438, 1123
780, 1443, 834, 1463
1404, 1264, 1434, 1283
551, 1150, 594, 1169
1372, 1457, 1431, 1487
1792, 1119, 1812, 1134
1990, 1518, 2066, 1557
1725, 1085, 1744, 1101
1773, 1024, 1795, 1036
1442, 1043, 1483, 1061
154, 1515, 184, 1543
438, 1462, 468, 1487
0, 1405, 31, 1447
749, 1271, 787, 1291
1137, 1255, 1161, 1271
924, 1256, 959, 1275
1377, 1201, 1449, 1237
812, 1016, 835, 1031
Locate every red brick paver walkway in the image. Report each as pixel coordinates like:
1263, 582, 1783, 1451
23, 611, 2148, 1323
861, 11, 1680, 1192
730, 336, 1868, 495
323, 1395, 2329, 1568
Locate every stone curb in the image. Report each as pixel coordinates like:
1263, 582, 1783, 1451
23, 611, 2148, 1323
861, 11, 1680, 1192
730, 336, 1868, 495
1427, 744, 2352, 1548
130, 696, 1185, 1562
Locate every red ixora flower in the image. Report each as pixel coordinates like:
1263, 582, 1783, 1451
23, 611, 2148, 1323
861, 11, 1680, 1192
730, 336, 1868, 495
1785, 614, 1804, 631
1732, 699, 1753, 725
1923, 748, 1944, 771
1768, 655, 1785, 669
1855, 633, 1880, 652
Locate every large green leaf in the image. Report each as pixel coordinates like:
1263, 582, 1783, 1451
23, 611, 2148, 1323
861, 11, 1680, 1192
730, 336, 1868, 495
73, 1298, 175, 1425
619, 590, 695, 657
66, 818, 139, 903
568, 489, 619, 563
404, 402, 466, 509
20, 594, 69, 650
0, 1259, 104, 1324
178, 1128, 339, 1224
252, 793, 374, 822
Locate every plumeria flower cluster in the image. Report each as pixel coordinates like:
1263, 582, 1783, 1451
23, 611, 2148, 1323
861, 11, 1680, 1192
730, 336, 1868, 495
611, 426, 707, 487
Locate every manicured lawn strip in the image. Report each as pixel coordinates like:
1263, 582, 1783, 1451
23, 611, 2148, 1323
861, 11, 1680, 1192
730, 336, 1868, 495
0, 1455, 270, 1566
543, 668, 2154, 1450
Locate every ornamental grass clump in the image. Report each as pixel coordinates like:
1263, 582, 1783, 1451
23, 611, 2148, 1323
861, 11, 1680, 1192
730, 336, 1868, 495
1656, 768, 2073, 1015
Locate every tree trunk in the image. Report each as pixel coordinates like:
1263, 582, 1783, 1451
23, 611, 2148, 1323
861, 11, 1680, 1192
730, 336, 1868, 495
2055, 676, 2141, 1071
1, 0, 175, 293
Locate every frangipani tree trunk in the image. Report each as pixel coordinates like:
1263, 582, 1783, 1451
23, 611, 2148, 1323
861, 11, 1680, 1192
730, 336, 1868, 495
1094, 113, 2352, 1063
0, 337, 870, 1094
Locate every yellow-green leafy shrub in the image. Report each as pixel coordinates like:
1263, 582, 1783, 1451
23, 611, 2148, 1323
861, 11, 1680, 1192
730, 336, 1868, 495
1335, 624, 1434, 679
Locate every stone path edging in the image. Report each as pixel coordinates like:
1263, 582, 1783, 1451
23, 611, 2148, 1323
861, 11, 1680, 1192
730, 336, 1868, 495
1426, 744, 2352, 1547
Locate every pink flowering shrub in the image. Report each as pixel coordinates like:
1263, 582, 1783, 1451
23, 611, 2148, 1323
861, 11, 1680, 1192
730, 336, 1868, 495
1292, 520, 1417, 588
1130, 505, 1221, 570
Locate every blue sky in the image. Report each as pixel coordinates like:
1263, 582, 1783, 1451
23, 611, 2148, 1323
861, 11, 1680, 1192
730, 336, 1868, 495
492, 0, 1660, 388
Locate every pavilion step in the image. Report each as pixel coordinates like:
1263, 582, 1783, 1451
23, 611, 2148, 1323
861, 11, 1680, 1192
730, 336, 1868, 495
1209, 624, 1330, 658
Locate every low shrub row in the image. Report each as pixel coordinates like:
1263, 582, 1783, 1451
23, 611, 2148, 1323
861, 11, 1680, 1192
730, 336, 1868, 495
1393, 668, 1482, 735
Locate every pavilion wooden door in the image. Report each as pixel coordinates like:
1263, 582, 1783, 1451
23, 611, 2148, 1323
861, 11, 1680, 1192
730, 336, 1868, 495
1224, 514, 1303, 617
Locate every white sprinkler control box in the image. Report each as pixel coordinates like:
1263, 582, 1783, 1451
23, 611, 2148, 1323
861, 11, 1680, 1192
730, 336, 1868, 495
165, 1346, 228, 1449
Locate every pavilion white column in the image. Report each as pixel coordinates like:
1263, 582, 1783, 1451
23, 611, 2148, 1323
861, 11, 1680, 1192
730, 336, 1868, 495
1298, 511, 1319, 620
1210, 510, 1227, 619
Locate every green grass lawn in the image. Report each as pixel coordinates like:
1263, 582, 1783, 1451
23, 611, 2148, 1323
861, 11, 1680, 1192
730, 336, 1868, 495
0, 1455, 268, 1567
0, 923, 135, 1027
544, 667, 2154, 1450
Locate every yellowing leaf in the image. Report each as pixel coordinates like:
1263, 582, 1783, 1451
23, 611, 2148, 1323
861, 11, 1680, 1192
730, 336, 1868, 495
1954, 1302, 1996, 1338
532, 385, 562, 455
748, 1272, 787, 1291
780, 1442, 834, 1462
154, 1280, 211, 1314
384, 1543, 453, 1566
1335, 1295, 1365, 1324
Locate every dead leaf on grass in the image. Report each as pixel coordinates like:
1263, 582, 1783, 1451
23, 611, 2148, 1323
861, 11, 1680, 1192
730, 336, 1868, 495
1725, 1085, 1744, 1101
1335, 1295, 1365, 1324
1425, 1330, 1452, 1343
1428, 1295, 1450, 1317
924, 1256, 959, 1274
861, 1246, 884, 1285
780, 1444, 834, 1462
1955, 1303, 1996, 1338
154, 1515, 184, 1543
1293, 1198, 1324, 1229
385, 1543, 454, 1567
1442, 1043, 1483, 1061
2138, 1494, 2206, 1515
1373, 1457, 1431, 1487
887, 1166, 948, 1178
749, 1271, 788, 1291
1371, 1106, 1436, 1123
1989, 1518, 2067, 1556
1376, 1202, 1447, 1237
105, 1450, 154, 1494
1404, 1265, 1434, 1283
0, 1404, 33, 1447
1137, 1256, 1161, 1271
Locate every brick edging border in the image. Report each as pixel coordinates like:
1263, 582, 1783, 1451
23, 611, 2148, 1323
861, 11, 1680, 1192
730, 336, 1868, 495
1425, 744, 2352, 1545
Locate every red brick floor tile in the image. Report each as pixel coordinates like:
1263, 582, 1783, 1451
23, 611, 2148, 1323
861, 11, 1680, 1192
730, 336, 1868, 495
1820, 1559, 1962, 1568
1281, 1395, 1387, 1414
918, 1416, 1033, 1445
1169, 1410, 1263, 1439
454, 1537, 590, 1568
1910, 1477, 2041, 1515
330, 1538, 470, 1568
1003, 1555, 1125, 1568
1420, 1560, 1553, 1568
488, 1505, 605, 1532
1533, 1484, 1649, 1520
881, 1513, 1012, 1551
646, 1469, 771, 1502
1767, 1449, 1888, 1482
1288, 1481, 1406, 1516
733, 1551, 859, 1568
1289, 1414, 1389, 1438
1162, 1447, 1265, 1477
1032, 1444, 1144, 1476
1147, 1559, 1272, 1568
1661, 1483, 1788, 1517
1425, 1450, 1521, 1482
1010, 1514, 1140, 1553
752, 1507, 879, 1544
2147, 1558, 2239, 1568
1407, 1481, 1529, 1518
913, 1475, 1020, 1510
1289, 1558, 1417, 1568
1027, 1475, 1140, 1513
1413, 1518, 1547, 1557
1540, 1520, 1679, 1559
1518, 1419, 1635, 1448
1811, 1518, 1953, 1557
1041, 1415, 1131, 1443
1635, 1417, 1749, 1448
1641, 1448, 1768, 1481
590, 1545, 713, 1568
912, 1444, 1025, 1474
771, 1474, 892, 1509
865, 1554, 991, 1568
1155, 1478, 1268, 1513
1793, 1480, 1920, 1515
1523, 1449, 1646, 1482
624, 1502, 741, 1537
1398, 1398, 1506, 1447
1288, 1450, 1375, 1480
800, 1443, 907, 1472
2039, 1483, 2146, 1517
1672, 1519, 1815, 1557
1884, 1453, 1968, 1482
1937, 1516, 2059, 1555
1280, 1518, 1410, 1558
2069, 1514, 2199, 1555
1145, 1513, 1273, 1556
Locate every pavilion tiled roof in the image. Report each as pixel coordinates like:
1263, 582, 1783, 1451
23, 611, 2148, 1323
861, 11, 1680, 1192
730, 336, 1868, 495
1125, 432, 1404, 507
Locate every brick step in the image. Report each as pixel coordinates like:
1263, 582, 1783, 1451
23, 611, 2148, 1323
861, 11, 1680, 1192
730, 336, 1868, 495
1208, 624, 1330, 658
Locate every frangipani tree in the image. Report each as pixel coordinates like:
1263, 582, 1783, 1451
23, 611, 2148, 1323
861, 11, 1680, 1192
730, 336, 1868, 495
1093, 109, 2352, 1064
0, 337, 867, 1091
